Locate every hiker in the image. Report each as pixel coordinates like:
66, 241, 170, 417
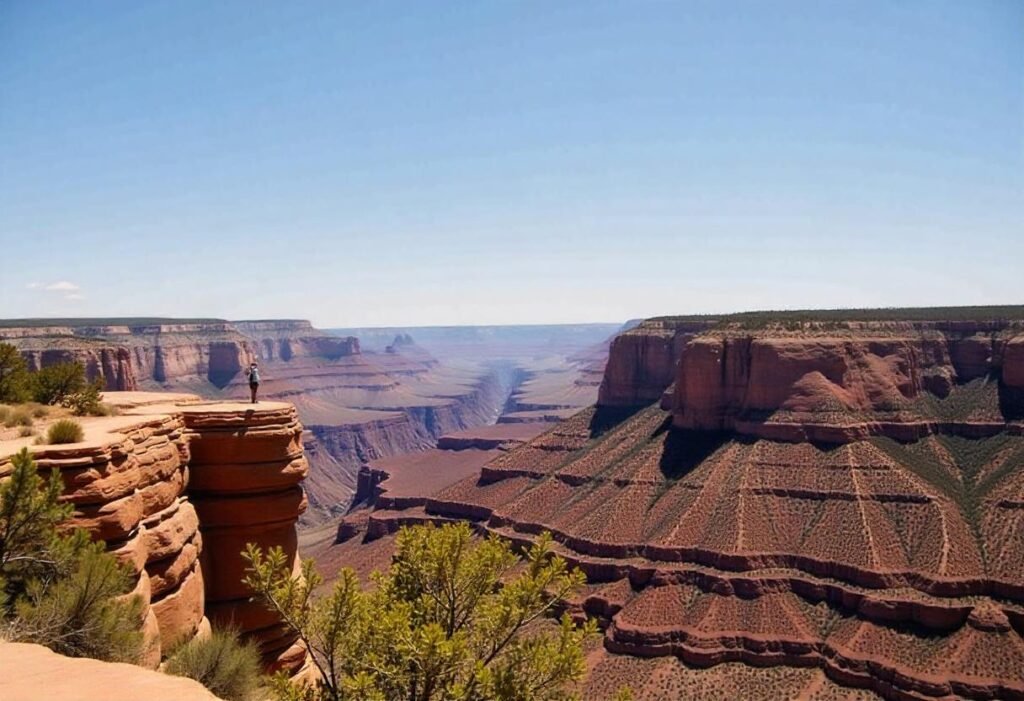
246, 362, 261, 403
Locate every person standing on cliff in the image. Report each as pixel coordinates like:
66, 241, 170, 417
245, 362, 260, 403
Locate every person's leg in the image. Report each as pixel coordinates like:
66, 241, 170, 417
250, 383, 257, 403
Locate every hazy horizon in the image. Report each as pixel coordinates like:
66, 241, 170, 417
2, 2, 1021, 327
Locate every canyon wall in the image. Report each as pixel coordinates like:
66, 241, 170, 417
669, 321, 1024, 441
234, 319, 360, 362
598, 320, 716, 406
345, 308, 1024, 700
0, 393, 310, 673
1, 321, 260, 391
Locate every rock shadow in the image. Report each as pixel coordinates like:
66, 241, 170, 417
654, 416, 732, 481
587, 404, 647, 439
999, 382, 1024, 421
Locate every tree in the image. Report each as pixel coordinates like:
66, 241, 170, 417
0, 448, 143, 661
243, 522, 595, 701
0, 343, 32, 404
31, 362, 87, 406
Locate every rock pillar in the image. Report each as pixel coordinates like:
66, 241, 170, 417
181, 402, 309, 673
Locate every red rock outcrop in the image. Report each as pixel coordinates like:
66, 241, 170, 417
0, 392, 310, 675
180, 401, 309, 673
0, 407, 205, 665
598, 320, 716, 407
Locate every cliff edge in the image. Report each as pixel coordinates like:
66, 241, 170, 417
0, 392, 311, 674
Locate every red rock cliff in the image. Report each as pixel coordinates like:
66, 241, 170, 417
671, 321, 1024, 440
1, 321, 259, 391
0, 392, 310, 674
597, 320, 716, 406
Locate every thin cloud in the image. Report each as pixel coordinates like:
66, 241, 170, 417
64, 293, 85, 301
26, 282, 41, 289
44, 281, 79, 291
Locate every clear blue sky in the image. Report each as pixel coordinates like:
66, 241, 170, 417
1, 1, 1021, 327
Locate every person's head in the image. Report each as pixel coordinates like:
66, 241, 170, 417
250, 362, 258, 369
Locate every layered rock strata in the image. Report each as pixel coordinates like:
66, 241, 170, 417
181, 401, 309, 673
0, 392, 309, 674
349, 309, 1024, 700
1, 320, 259, 391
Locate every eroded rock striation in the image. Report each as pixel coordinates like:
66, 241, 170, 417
0, 392, 310, 673
0, 319, 259, 391
353, 308, 1024, 700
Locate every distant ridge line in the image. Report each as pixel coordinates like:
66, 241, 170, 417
650, 304, 1024, 325
0, 317, 230, 328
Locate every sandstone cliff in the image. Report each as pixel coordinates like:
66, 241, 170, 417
0, 392, 310, 674
1, 320, 260, 391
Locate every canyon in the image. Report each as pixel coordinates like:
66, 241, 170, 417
0, 318, 619, 525
7, 308, 1023, 699
322, 307, 1024, 700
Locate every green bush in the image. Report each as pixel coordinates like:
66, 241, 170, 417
12, 543, 145, 662
165, 628, 262, 701
3, 408, 32, 428
0, 448, 144, 663
47, 419, 84, 444
32, 362, 86, 406
0, 344, 32, 404
244, 522, 593, 701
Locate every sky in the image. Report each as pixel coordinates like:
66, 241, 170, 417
1, 1, 1021, 327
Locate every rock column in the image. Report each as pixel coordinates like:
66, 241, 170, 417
181, 402, 309, 673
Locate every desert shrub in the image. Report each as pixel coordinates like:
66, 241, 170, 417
29, 404, 49, 419
11, 542, 145, 661
165, 628, 262, 701
245, 521, 594, 701
47, 419, 84, 445
4, 408, 33, 428
67, 378, 106, 416
0, 448, 144, 662
0, 407, 9, 424
0, 344, 32, 404
31, 362, 86, 406
18, 427, 34, 438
